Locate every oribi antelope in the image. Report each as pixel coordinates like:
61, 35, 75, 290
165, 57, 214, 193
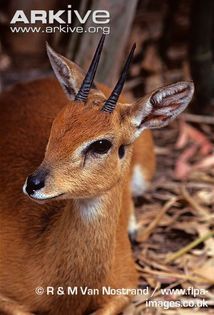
0, 35, 194, 315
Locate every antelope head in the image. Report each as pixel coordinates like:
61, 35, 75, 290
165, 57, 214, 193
23, 35, 194, 201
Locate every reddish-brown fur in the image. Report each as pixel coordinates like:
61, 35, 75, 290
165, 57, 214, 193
0, 46, 194, 314
0, 77, 154, 315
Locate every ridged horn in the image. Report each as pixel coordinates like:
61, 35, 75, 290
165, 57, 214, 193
75, 35, 105, 102
101, 43, 136, 113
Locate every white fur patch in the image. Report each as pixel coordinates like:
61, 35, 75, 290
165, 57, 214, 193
131, 164, 147, 197
128, 213, 138, 235
76, 197, 104, 222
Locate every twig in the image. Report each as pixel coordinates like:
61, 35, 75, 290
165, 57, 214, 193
141, 267, 214, 284
182, 113, 214, 125
137, 197, 177, 242
165, 230, 214, 264
181, 185, 211, 219
138, 256, 172, 272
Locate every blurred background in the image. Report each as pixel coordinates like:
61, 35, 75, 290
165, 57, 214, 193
0, 1, 214, 314
1, 0, 214, 115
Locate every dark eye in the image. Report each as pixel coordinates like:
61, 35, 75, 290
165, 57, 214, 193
87, 139, 112, 155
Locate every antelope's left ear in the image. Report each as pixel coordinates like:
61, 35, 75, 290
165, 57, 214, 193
46, 42, 104, 101
125, 81, 194, 138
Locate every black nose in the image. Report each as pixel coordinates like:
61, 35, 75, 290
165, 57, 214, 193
25, 170, 48, 195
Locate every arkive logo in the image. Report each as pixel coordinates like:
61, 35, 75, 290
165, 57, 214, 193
10, 5, 110, 25
9, 5, 110, 34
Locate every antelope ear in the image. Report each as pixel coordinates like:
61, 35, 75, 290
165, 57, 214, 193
127, 82, 194, 138
46, 42, 86, 100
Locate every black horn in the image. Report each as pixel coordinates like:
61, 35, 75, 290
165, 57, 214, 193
75, 35, 105, 102
101, 43, 136, 113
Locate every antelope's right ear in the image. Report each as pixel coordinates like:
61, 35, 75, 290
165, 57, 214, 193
123, 81, 194, 140
46, 42, 85, 100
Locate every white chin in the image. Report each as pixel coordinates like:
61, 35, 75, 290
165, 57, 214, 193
27, 192, 65, 203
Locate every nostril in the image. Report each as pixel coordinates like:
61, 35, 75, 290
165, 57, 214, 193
25, 174, 45, 196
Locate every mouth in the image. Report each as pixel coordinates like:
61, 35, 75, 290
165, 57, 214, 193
29, 193, 65, 201
25, 190, 65, 203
